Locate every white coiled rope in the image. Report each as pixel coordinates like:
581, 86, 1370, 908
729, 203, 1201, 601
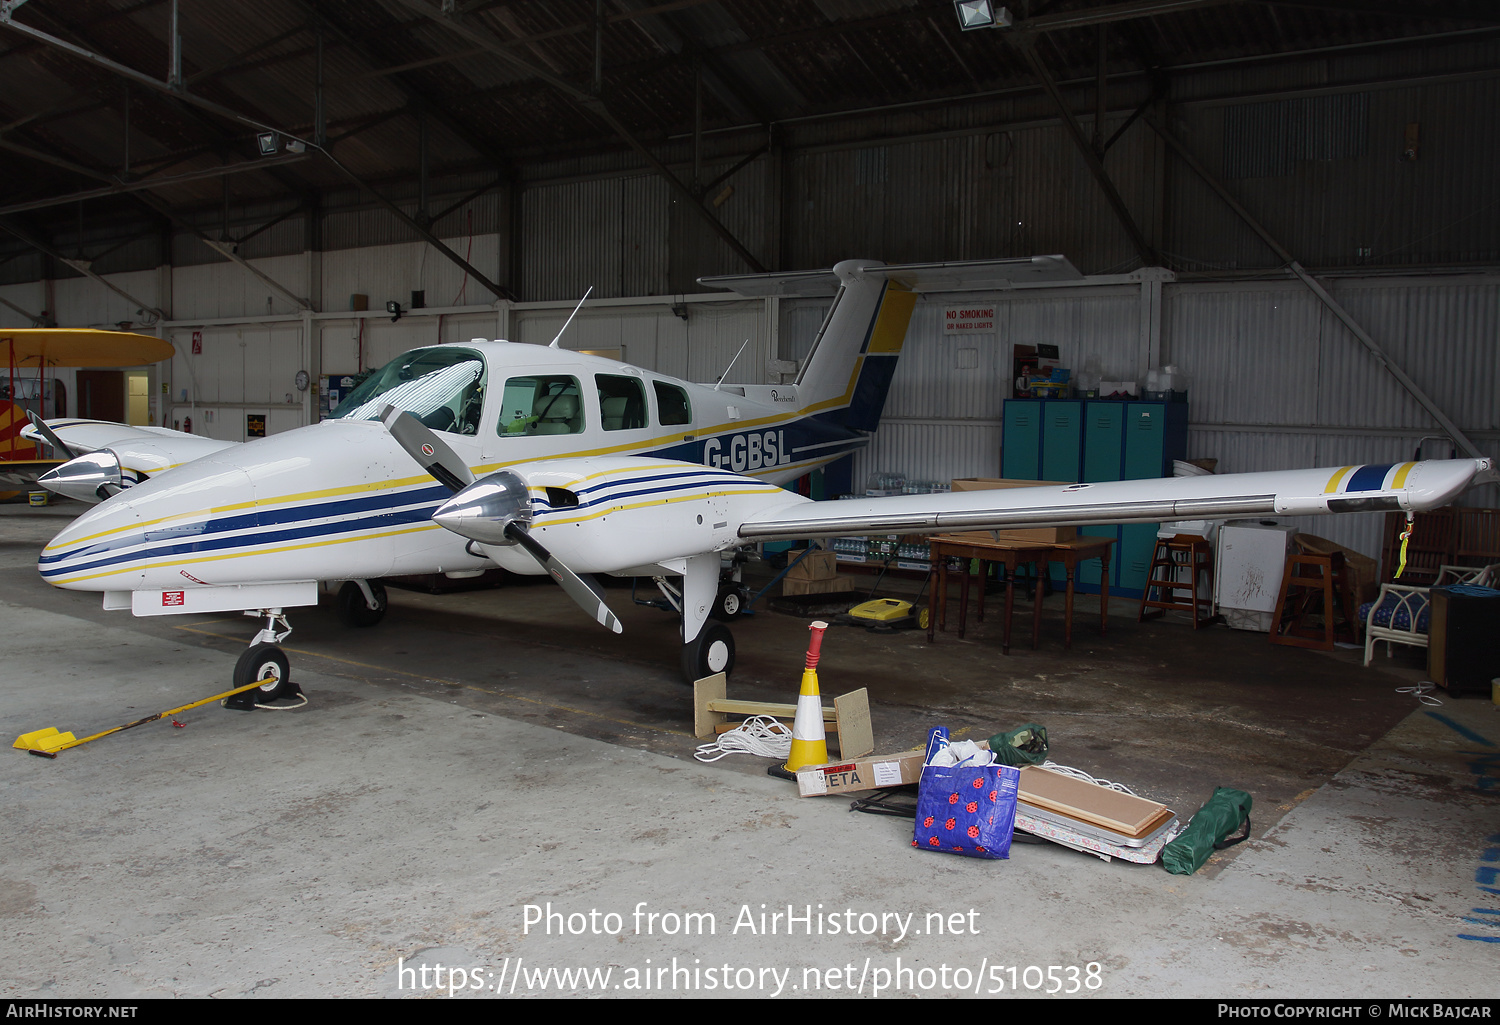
694, 716, 794, 763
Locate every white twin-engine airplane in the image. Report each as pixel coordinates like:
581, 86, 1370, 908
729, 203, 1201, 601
25, 257, 1494, 696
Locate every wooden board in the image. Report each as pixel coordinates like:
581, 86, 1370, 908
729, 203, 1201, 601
1017, 766, 1169, 839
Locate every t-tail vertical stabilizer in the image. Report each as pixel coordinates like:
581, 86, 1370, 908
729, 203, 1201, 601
698, 258, 917, 433
795, 260, 917, 432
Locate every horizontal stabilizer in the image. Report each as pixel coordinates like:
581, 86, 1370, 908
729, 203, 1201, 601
699, 255, 1082, 297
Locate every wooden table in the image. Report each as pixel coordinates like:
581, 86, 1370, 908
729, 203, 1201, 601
1047, 535, 1117, 649
928, 536, 1052, 654
926, 534, 1116, 653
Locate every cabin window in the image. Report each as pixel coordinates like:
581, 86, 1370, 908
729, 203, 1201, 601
330, 347, 485, 435
497, 375, 584, 437
596, 374, 646, 431
653, 381, 691, 426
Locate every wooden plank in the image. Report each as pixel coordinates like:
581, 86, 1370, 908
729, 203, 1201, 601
1017, 766, 1169, 838
706, 698, 835, 720
692, 673, 728, 739
833, 687, 873, 759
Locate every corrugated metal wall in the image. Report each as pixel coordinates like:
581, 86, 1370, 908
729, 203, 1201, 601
1167, 274, 1500, 556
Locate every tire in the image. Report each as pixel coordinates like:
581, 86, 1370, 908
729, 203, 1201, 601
234, 644, 291, 702
337, 580, 387, 628
710, 585, 750, 621
680, 622, 735, 683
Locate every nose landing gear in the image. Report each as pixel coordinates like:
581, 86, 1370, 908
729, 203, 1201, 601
226, 608, 299, 707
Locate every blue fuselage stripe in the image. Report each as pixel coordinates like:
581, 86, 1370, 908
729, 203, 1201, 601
1346, 463, 1394, 492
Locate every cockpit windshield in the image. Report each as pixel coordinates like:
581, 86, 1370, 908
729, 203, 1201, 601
330, 347, 486, 435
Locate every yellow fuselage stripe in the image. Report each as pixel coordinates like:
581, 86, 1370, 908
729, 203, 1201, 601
1323, 466, 1355, 494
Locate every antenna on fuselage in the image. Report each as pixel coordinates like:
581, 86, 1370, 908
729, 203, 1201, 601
714, 338, 751, 390
549, 287, 593, 348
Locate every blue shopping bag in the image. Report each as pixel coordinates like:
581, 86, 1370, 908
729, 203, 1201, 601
912, 727, 1021, 859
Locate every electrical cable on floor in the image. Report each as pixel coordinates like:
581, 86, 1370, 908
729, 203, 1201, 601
694, 715, 792, 763
1039, 761, 1139, 797
1395, 681, 1442, 706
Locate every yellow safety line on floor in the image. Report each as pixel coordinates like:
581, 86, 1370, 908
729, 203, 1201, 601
171, 622, 694, 738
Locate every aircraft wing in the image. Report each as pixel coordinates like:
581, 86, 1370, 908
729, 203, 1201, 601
21, 418, 237, 475
737, 458, 1491, 542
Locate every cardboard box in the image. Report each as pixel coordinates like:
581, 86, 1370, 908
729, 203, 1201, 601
786, 549, 838, 581
797, 750, 926, 796
782, 576, 850, 596
798, 739, 995, 796
948, 478, 1077, 543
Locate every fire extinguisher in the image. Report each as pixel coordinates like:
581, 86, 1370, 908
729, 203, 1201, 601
182, 416, 192, 434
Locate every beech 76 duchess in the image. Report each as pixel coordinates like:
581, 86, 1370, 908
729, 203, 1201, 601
27, 257, 1493, 694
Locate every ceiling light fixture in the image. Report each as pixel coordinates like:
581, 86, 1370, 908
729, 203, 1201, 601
954, 0, 1012, 31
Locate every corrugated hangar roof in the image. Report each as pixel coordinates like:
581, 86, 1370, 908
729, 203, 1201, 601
0, 0, 1495, 251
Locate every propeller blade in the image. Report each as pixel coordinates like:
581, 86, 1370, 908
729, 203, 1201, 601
505, 522, 624, 634
380, 404, 473, 493
25, 411, 76, 459
381, 406, 623, 634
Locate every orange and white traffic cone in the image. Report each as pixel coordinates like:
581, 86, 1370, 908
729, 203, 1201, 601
782, 620, 830, 772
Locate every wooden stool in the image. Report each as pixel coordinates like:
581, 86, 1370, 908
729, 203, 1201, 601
1138, 534, 1215, 628
1270, 552, 1358, 650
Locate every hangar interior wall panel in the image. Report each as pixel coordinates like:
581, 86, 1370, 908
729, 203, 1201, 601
440, 312, 505, 345
51, 270, 159, 330
172, 256, 310, 321
1167, 76, 1500, 271
166, 323, 306, 441
522, 177, 669, 301
319, 236, 502, 313
784, 119, 1157, 275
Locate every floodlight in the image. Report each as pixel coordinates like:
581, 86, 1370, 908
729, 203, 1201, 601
257, 131, 279, 156
955, 0, 1012, 30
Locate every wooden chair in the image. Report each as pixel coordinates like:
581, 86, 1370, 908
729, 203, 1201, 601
1138, 534, 1215, 628
1272, 552, 1358, 650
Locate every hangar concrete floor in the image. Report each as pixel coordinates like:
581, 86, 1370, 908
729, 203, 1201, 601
2, 499, 1497, 999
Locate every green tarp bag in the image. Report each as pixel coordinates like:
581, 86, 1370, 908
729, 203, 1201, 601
1161, 787, 1252, 875
986, 723, 1049, 767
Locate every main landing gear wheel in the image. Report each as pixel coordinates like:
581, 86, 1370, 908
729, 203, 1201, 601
234, 643, 292, 702
337, 580, 387, 628
710, 585, 751, 621
680, 622, 735, 683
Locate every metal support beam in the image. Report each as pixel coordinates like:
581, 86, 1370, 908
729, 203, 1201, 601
393, 0, 767, 273
1013, 36, 1159, 267
0, 293, 48, 326
0, 154, 309, 217
1144, 115, 1486, 462
167, 0, 181, 90
1010, 0, 1236, 32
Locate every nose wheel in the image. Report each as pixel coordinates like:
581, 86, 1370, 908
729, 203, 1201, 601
232, 643, 292, 703
228, 608, 299, 707
681, 622, 735, 683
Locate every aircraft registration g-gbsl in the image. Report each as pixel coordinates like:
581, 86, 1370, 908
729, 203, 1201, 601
26, 257, 1495, 694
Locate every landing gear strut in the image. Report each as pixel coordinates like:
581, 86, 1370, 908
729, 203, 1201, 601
337, 580, 387, 627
